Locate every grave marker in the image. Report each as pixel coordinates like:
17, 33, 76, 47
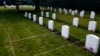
28, 13, 31, 19
24, 12, 27, 17
33, 14, 36, 22
88, 21, 97, 32
69, 9, 72, 13
73, 17, 79, 27
75, 10, 78, 14
41, 11, 44, 16
61, 25, 70, 39
50, 7, 53, 11
59, 8, 62, 13
52, 13, 56, 20
85, 34, 99, 54
71, 11, 75, 16
80, 10, 85, 17
90, 11, 95, 19
64, 10, 68, 14
63, 8, 66, 12
48, 7, 49, 10
48, 20, 54, 31
54, 9, 56, 12
46, 12, 49, 18
39, 17, 43, 25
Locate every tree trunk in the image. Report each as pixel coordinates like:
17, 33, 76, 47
34, 0, 40, 11
16, 5, 19, 12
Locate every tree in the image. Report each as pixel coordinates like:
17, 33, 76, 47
34, 0, 40, 11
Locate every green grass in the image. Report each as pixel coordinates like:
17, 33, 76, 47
0, 6, 98, 56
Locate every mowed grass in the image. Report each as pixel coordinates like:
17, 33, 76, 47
0, 6, 97, 56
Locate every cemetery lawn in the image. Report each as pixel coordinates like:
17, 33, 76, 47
0, 6, 98, 56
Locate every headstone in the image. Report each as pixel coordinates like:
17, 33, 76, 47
41, 11, 44, 16
39, 17, 43, 25
50, 7, 52, 11
54, 9, 56, 12
85, 34, 99, 54
59, 8, 62, 13
46, 12, 49, 18
52, 13, 56, 20
75, 10, 78, 14
80, 10, 85, 17
28, 13, 31, 19
48, 20, 54, 31
88, 21, 97, 32
33, 14, 36, 22
40, 7, 42, 9
73, 17, 79, 27
64, 10, 68, 14
63, 8, 66, 12
24, 12, 27, 17
69, 9, 72, 13
42, 7, 44, 10
48, 7, 50, 10
61, 25, 70, 39
90, 11, 95, 19
71, 11, 75, 16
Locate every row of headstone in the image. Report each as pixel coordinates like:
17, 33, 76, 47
72, 17, 97, 32
24, 12, 99, 54
79, 10, 96, 19
25, 12, 97, 32
58, 8, 78, 16
5, 5, 16, 9
61, 25, 100, 54
40, 7, 96, 20
42, 11, 56, 20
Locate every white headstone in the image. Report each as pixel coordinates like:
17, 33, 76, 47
50, 7, 52, 11
61, 25, 70, 39
71, 11, 75, 16
52, 13, 56, 20
41, 11, 44, 16
40, 7, 44, 10
54, 9, 56, 12
28, 13, 31, 19
63, 8, 66, 12
64, 10, 68, 14
48, 20, 54, 31
73, 17, 79, 27
24, 12, 27, 17
59, 8, 62, 13
46, 12, 49, 18
85, 34, 99, 54
69, 9, 72, 13
40, 7, 42, 10
90, 11, 95, 19
33, 14, 36, 22
39, 17, 43, 25
74, 10, 78, 14
80, 10, 85, 17
48, 7, 50, 10
88, 21, 97, 32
